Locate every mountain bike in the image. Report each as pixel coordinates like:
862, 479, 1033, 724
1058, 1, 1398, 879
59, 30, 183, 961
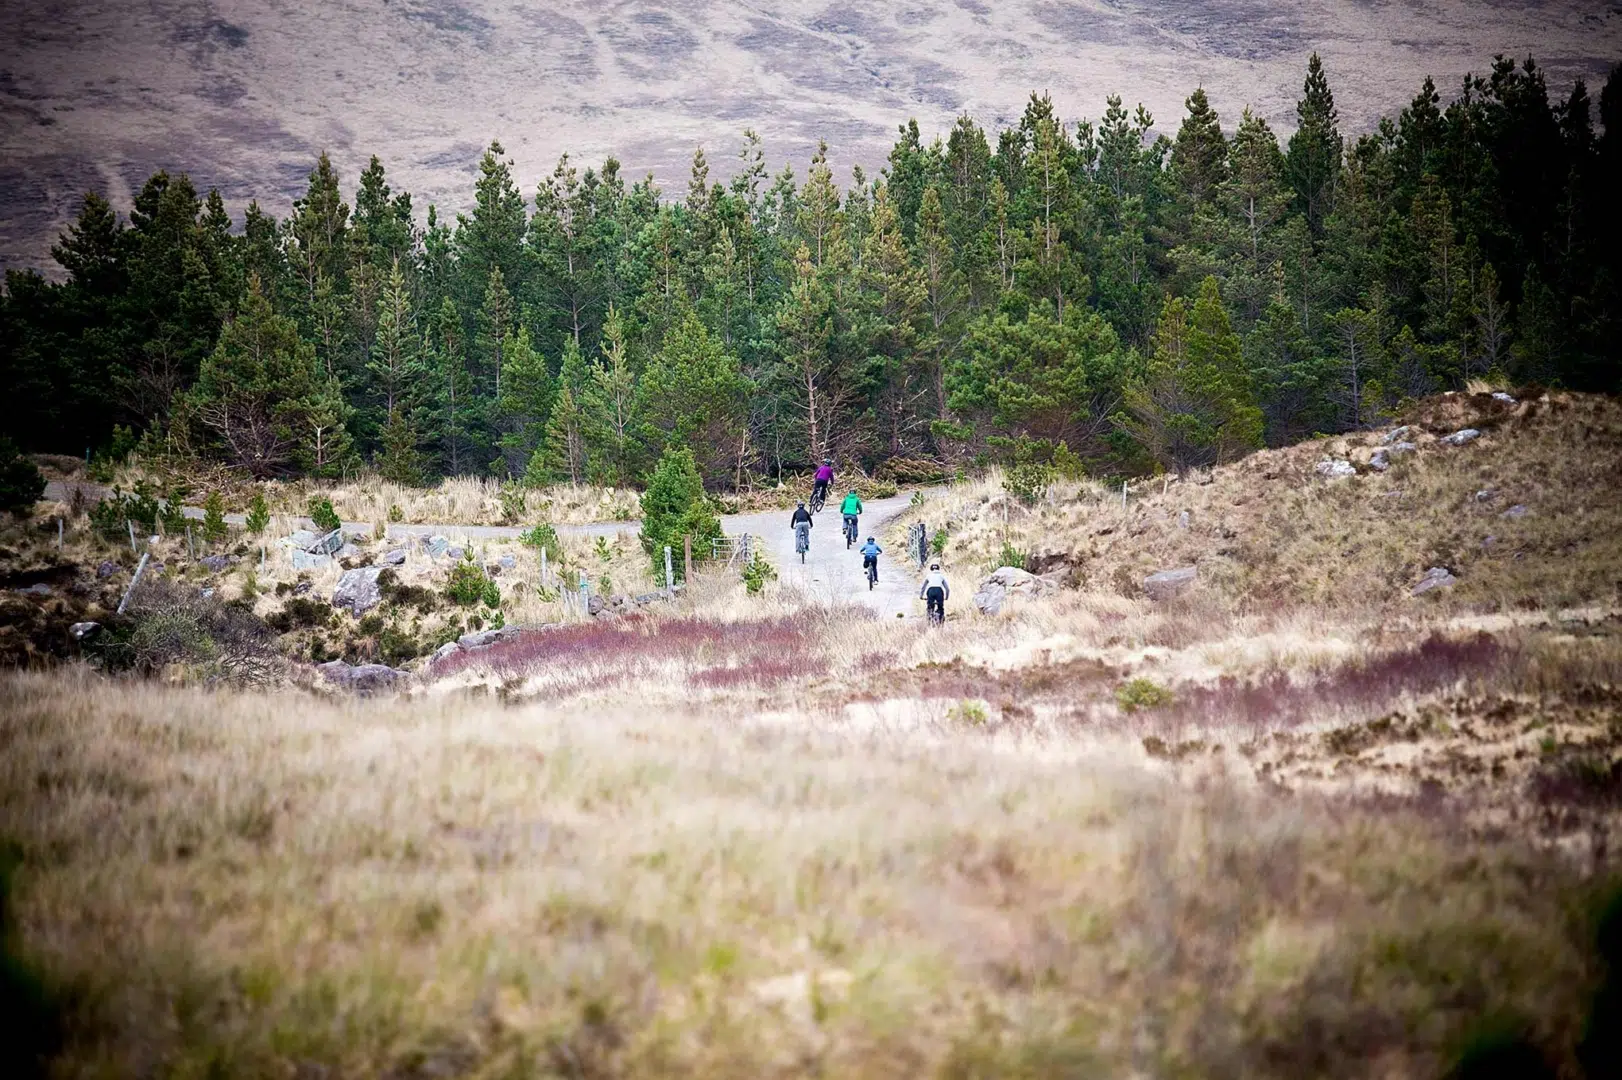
843, 514, 858, 548
866, 556, 878, 590
925, 589, 946, 626
795, 521, 811, 563
810, 487, 827, 514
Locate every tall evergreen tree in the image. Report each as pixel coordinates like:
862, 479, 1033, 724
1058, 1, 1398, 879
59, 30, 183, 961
1287, 53, 1345, 237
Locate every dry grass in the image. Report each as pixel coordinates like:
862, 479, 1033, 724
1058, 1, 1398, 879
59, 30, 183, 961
907, 391, 1622, 617
2, 671, 1612, 1078
265, 475, 642, 529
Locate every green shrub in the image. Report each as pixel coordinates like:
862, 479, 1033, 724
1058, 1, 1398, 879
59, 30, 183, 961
445, 552, 500, 607
949, 700, 989, 726
387, 503, 404, 524
995, 541, 1030, 572
931, 527, 949, 555
158, 483, 187, 534
1004, 459, 1055, 507
245, 491, 270, 535
742, 549, 778, 595
0, 438, 45, 517
498, 483, 527, 524
520, 523, 562, 563
639, 446, 721, 582
307, 496, 340, 533
594, 535, 612, 561
1116, 677, 1174, 712
201, 491, 228, 543
89, 481, 161, 540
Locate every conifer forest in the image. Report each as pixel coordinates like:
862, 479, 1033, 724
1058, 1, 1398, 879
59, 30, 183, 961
3, 53, 1618, 488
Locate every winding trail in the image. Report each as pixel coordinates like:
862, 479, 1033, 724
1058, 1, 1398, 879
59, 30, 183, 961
43, 480, 933, 615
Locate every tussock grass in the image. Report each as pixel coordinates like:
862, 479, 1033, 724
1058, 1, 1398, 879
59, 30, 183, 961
0, 672, 1611, 1077
269, 475, 641, 528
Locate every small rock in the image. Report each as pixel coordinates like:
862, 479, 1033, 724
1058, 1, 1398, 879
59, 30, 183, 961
1475, 489, 1498, 503
1382, 425, 1413, 445
1491, 391, 1517, 404
1441, 428, 1482, 446
332, 566, 385, 616
1412, 567, 1458, 596
447, 546, 465, 561
498, 554, 517, 571
1482, 535, 1497, 549
15, 582, 52, 597
610, 593, 630, 608
457, 626, 519, 650
380, 548, 408, 567
318, 661, 404, 693
69, 621, 100, 640
632, 592, 666, 606
587, 593, 606, 616
336, 542, 362, 559
1501, 504, 1530, 519
431, 640, 465, 663
1369, 441, 1417, 471
200, 587, 215, 599
421, 535, 450, 558
1315, 458, 1356, 479
96, 560, 119, 578
292, 580, 313, 596
200, 554, 233, 573
1178, 510, 1191, 529
484, 561, 502, 576
1143, 566, 1198, 601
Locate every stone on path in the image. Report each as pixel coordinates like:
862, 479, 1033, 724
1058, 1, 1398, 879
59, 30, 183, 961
1143, 566, 1198, 600
332, 566, 384, 616
1412, 567, 1458, 596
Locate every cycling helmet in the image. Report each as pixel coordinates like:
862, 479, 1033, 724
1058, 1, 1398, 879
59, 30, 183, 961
867, 536, 875, 543
930, 563, 940, 571
797, 501, 805, 508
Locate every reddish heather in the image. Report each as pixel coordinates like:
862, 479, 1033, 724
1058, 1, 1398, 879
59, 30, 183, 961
1150, 633, 1504, 732
430, 610, 841, 694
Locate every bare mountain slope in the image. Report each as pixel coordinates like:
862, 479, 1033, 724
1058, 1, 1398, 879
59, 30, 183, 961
2, 0, 1619, 271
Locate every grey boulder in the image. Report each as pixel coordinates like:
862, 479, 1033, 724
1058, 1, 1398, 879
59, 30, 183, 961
1442, 428, 1482, 446
290, 550, 333, 572
1382, 425, 1414, 445
1501, 504, 1530, 519
332, 566, 384, 616
380, 548, 408, 567
200, 554, 233, 573
1368, 442, 1416, 472
973, 565, 1048, 615
430, 640, 465, 664
318, 660, 404, 693
421, 535, 450, 558
457, 626, 520, 650
96, 560, 119, 578
1412, 567, 1458, 596
1315, 458, 1356, 479
69, 621, 100, 640
1491, 391, 1517, 404
1143, 566, 1198, 601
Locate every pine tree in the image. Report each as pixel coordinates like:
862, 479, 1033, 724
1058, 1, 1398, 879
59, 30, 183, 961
494, 327, 555, 476
917, 185, 968, 423
533, 340, 591, 485
1121, 278, 1263, 472
859, 184, 927, 454
367, 258, 423, 424
429, 297, 479, 475
1171, 87, 1229, 209
287, 153, 351, 316
775, 244, 835, 464
476, 265, 514, 397
377, 405, 425, 485
583, 304, 640, 486
201, 489, 228, 543
637, 310, 749, 484
302, 374, 355, 478
638, 445, 721, 581
185, 276, 327, 478
1287, 53, 1344, 237
456, 140, 528, 312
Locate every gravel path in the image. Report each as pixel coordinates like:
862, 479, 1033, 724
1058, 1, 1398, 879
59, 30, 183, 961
43, 479, 935, 614
722, 492, 929, 619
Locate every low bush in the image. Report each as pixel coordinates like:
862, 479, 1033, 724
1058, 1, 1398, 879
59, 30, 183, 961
307, 496, 340, 533
377, 569, 439, 612
520, 523, 562, 563
244, 492, 270, 535
0, 438, 46, 517
94, 578, 278, 683
995, 541, 1029, 572
1116, 677, 1175, 713
89, 481, 161, 540
444, 553, 500, 608
201, 491, 228, 543
742, 549, 777, 595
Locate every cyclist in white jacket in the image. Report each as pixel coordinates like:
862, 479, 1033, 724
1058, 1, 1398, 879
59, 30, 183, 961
920, 563, 950, 624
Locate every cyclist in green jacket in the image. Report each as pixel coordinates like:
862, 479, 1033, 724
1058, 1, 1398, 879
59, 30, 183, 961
840, 490, 863, 547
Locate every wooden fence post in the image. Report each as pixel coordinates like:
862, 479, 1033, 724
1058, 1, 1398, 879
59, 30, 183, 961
683, 534, 693, 583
